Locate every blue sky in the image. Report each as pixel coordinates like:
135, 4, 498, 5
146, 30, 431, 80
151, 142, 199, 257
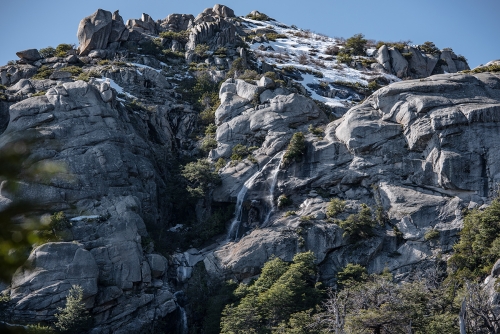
1, 0, 499, 68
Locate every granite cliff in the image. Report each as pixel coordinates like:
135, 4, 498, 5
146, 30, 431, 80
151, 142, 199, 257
0, 4, 499, 333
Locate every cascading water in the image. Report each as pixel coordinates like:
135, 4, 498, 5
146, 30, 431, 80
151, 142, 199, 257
178, 306, 188, 334
227, 151, 284, 241
262, 151, 285, 226
226, 170, 261, 241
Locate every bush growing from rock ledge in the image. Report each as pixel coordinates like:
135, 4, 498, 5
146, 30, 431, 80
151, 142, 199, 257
284, 132, 306, 164
39, 46, 56, 58
338, 203, 375, 240
54, 285, 92, 333
159, 30, 189, 42
54, 43, 74, 57
181, 159, 220, 197
336, 263, 368, 287
32, 65, 54, 80
344, 33, 367, 56
326, 198, 346, 219
278, 195, 293, 208
246, 11, 270, 21
424, 229, 440, 241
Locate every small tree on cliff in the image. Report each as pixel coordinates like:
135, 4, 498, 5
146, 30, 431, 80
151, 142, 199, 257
54, 285, 92, 333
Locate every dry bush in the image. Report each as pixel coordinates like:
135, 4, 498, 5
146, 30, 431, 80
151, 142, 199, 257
334, 37, 346, 45
311, 58, 326, 68
297, 53, 309, 65
325, 45, 340, 55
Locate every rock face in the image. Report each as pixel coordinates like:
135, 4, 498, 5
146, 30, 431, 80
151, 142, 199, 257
374, 45, 469, 79
77, 9, 113, 56
1, 78, 184, 332
10, 242, 98, 321
206, 72, 500, 284
0, 3, 495, 333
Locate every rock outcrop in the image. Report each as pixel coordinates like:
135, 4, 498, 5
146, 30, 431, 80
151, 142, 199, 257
1, 78, 185, 332
206, 72, 500, 284
373, 45, 469, 79
77, 9, 114, 56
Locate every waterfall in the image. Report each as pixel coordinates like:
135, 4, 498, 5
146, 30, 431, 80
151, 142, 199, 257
179, 306, 188, 334
227, 151, 284, 241
262, 152, 285, 226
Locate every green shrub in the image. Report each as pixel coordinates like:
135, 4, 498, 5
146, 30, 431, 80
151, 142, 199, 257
284, 132, 306, 163
214, 47, 228, 57
54, 44, 74, 57
230, 144, 250, 161
39, 46, 55, 58
98, 59, 111, 66
32, 91, 46, 97
266, 33, 287, 41
54, 285, 92, 333
338, 203, 375, 240
344, 33, 367, 56
215, 158, 226, 172
238, 69, 259, 80
424, 229, 440, 241
300, 215, 314, 221
181, 159, 220, 197
205, 123, 217, 135
336, 263, 368, 287
50, 211, 70, 235
326, 198, 346, 218
32, 65, 54, 80
26, 324, 55, 333
419, 41, 440, 55
194, 44, 210, 57
76, 70, 101, 82
159, 30, 189, 42
367, 81, 379, 91
63, 65, 83, 77
402, 52, 413, 60
246, 12, 270, 21
284, 211, 296, 217
469, 63, 500, 74
278, 195, 293, 208
162, 49, 185, 58
220, 252, 322, 333
393, 226, 404, 240
201, 136, 217, 153
0, 84, 6, 91
336, 52, 352, 64
263, 71, 277, 80
308, 124, 323, 136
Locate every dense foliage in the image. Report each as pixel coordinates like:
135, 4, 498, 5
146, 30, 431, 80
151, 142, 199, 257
283, 132, 306, 164
181, 159, 220, 197
220, 252, 323, 333
448, 198, 500, 280
54, 285, 92, 333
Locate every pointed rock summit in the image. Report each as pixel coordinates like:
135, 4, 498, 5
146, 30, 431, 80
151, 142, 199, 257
77, 9, 113, 55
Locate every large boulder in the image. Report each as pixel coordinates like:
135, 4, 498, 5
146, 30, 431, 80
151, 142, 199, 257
109, 10, 128, 43
389, 48, 408, 78
375, 45, 391, 73
77, 9, 113, 56
15, 49, 41, 62
212, 4, 235, 17
10, 242, 98, 321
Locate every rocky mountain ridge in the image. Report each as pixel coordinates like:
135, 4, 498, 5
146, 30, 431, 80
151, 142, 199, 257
0, 4, 498, 333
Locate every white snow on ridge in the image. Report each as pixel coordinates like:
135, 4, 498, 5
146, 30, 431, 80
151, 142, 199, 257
95, 77, 137, 99
240, 17, 399, 106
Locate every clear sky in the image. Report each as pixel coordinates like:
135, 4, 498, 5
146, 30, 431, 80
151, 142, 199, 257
1, 0, 498, 68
